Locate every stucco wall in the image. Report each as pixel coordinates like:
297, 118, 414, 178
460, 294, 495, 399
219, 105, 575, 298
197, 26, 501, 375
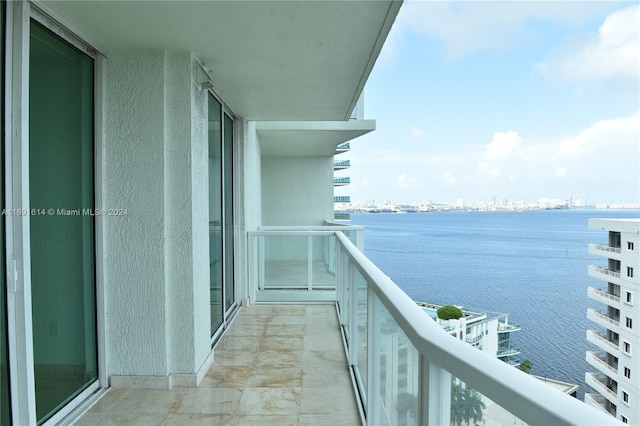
103, 50, 209, 376
261, 156, 333, 226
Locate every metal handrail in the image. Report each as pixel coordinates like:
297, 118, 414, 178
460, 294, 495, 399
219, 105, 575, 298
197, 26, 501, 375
334, 231, 617, 426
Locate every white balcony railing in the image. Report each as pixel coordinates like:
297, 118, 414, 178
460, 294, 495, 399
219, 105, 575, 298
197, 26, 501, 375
587, 308, 620, 329
587, 329, 619, 353
589, 265, 621, 280
589, 244, 622, 256
588, 287, 621, 305
585, 372, 617, 401
584, 393, 612, 415
586, 351, 618, 376
249, 227, 619, 425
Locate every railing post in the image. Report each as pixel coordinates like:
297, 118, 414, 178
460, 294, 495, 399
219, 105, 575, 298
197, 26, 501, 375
348, 261, 358, 384
419, 356, 451, 426
258, 234, 265, 290
307, 235, 313, 290
366, 288, 380, 425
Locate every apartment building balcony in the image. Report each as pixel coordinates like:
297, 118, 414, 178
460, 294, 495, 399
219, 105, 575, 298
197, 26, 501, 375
75, 304, 361, 425
589, 265, 621, 281
587, 329, 620, 354
334, 196, 351, 203
78, 226, 619, 425
497, 345, 521, 357
585, 372, 617, 402
587, 308, 620, 329
335, 142, 350, 154
497, 322, 521, 332
585, 393, 615, 416
588, 286, 621, 307
589, 243, 622, 259
333, 177, 350, 186
334, 160, 351, 170
334, 211, 351, 221
586, 351, 618, 377
465, 334, 483, 344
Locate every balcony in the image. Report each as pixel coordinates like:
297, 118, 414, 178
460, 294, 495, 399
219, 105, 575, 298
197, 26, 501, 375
465, 334, 483, 344
589, 265, 621, 281
333, 177, 350, 186
75, 304, 361, 424
334, 160, 351, 170
585, 393, 615, 416
334, 195, 351, 203
585, 372, 617, 402
586, 351, 618, 376
497, 345, 521, 357
589, 243, 622, 258
587, 308, 620, 329
587, 329, 620, 354
78, 227, 621, 425
334, 211, 351, 221
246, 226, 614, 425
335, 142, 350, 154
588, 286, 621, 306
497, 322, 521, 332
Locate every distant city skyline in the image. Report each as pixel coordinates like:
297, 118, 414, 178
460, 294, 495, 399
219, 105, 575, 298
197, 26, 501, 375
335, 1, 639, 206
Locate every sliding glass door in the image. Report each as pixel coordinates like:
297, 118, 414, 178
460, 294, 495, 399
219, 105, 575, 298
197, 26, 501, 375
0, 4, 10, 425
29, 20, 97, 424
208, 94, 235, 338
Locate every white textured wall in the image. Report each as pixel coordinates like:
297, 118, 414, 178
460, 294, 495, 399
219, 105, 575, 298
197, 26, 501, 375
244, 122, 262, 233
261, 156, 333, 226
103, 50, 209, 376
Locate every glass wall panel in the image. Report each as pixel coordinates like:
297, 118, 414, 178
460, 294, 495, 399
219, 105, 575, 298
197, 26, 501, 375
208, 95, 223, 335
29, 21, 97, 423
0, 4, 10, 424
222, 113, 234, 312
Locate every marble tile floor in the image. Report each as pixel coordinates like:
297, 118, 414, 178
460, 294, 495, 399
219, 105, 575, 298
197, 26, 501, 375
73, 304, 362, 426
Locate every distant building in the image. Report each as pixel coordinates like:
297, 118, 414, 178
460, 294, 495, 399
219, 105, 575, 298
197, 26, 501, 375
585, 218, 640, 424
417, 302, 521, 365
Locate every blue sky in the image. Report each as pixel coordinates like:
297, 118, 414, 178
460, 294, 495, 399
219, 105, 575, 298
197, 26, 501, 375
341, 1, 639, 205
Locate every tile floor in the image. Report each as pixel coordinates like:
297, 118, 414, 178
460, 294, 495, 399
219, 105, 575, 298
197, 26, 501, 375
73, 304, 361, 425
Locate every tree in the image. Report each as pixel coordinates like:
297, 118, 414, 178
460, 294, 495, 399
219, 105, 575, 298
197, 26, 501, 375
519, 359, 532, 374
437, 305, 463, 320
451, 382, 486, 426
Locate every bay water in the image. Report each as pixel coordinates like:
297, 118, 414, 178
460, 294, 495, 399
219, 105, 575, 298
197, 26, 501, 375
349, 209, 640, 399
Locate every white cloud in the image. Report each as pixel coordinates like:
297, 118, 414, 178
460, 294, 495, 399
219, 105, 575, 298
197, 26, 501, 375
396, 174, 417, 190
484, 131, 522, 160
557, 112, 640, 156
410, 127, 427, 139
537, 5, 640, 83
396, 1, 619, 59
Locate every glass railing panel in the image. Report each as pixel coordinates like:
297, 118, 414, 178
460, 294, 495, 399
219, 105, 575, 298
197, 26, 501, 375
353, 265, 368, 394
339, 249, 350, 342
261, 234, 335, 290
450, 378, 521, 426
375, 294, 420, 426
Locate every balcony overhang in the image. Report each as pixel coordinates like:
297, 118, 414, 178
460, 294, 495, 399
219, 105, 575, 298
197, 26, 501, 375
36, 0, 402, 121
256, 120, 376, 156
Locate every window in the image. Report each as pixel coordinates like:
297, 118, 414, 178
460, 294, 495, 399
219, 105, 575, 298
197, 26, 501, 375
622, 391, 629, 404
624, 367, 631, 379
623, 341, 631, 355
628, 242, 635, 250
626, 317, 633, 329
622, 415, 628, 424
627, 267, 634, 278
625, 292, 632, 305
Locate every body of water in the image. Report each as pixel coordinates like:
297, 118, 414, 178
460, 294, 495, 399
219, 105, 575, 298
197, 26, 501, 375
349, 209, 640, 399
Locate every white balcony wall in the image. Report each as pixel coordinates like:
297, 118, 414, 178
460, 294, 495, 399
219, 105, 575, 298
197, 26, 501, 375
243, 121, 262, 233
261, 156, 334, 226
102, 50, 210, 379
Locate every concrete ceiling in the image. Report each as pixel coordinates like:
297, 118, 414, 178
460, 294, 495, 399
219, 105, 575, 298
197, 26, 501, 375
37, 0, 402, 121
256, 120, 376, 156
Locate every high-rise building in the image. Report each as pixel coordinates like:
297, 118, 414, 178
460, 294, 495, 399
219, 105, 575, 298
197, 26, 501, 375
585, 218, 640, 424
